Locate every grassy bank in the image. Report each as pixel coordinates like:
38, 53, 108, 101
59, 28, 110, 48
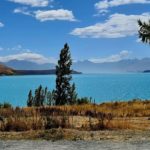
0, 99, 150, 133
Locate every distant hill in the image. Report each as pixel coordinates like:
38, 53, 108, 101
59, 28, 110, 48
73, 58, 150, 73
0, 64, 14, 75
143, 70, 150, 73
2, 58, 150, 73
4, 60, 55, 70
0, 62, 81, 76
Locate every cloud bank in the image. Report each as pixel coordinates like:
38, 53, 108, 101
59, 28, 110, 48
89, 50, 130, 63
14, 8, 76, 22
71, 13, 150, 38
0, 52, 57, 64
0, 51, 130, 64
9, 0, 49, 7
95, 0, 150, 14
35, 9, 76, 22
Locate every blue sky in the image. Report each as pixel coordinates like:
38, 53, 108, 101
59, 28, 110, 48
0, 0, 150, 64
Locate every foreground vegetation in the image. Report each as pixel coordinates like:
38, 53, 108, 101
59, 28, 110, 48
0, 99, 150, 133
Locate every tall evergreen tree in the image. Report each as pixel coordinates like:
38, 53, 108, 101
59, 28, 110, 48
138, 20, 150, 44
34, 85, 45, 106
69, 83, 78, 105
27, 90, 33, 107
54, 43, 76, 105
47, 90, 55, 106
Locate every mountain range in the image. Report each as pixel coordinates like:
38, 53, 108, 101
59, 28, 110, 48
1, 58, 150, 73
73, 58, 150, 73
4, 60, 55, 70
0, 60, 81, 75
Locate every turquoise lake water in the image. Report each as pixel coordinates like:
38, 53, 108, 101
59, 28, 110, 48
1, 73, 150, 106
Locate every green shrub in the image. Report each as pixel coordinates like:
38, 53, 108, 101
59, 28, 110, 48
0, 102, 12, 109
77, 97, 92, 105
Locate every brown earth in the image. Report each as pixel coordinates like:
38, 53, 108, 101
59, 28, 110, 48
0, 128, 150, 141
0, 64, 14, 75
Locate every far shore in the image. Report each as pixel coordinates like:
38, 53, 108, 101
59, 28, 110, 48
0, 69, 82, 76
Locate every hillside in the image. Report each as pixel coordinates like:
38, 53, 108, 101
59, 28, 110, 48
0, 64, 81, 75
3, 58, 150, 73
73, 58, 150, 73
3, 57, 150, 74
4, 60, 55, 70
0, 64, 14, 75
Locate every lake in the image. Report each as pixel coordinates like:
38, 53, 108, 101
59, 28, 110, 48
1, 73, 150, 106
0, 140, 150, 150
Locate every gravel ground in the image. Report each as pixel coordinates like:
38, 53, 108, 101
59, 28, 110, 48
0, 140, 150, 150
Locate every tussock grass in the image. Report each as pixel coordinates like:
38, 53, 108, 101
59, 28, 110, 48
0, 99, 150, 131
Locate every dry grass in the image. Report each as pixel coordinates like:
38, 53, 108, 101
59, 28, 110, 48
0, 99, 150, 132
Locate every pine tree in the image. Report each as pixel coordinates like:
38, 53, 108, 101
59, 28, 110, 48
138, 20, 150, 44
47, 90, 55, 106
27, 90, 33, 107
34, 85, 44, 106
69, 83, 78, 105
54, 43, 74, 105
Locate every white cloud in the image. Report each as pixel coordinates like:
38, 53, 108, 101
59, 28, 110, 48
89, 50, 130, 63
95, 0, 150, 13
0, 45, 57, 64
0, 22, 4, 27
0, 52, 57, 64
71, 13, 150, 38
136, 38, 142, 43
34, 9, 76, 21
14, 7, 33, 16
14, 8, 76, 22
9, 0, 49, 7
0, 47, 3, 51
5, 45, 32, 53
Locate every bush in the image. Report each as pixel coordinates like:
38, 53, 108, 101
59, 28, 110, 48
0, 102, 12, 109
77, 97, 91, 105
45, 117, 60, 129
4, 118, 28, 131
31, 119, 43, 130
45, 116, 70, 129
